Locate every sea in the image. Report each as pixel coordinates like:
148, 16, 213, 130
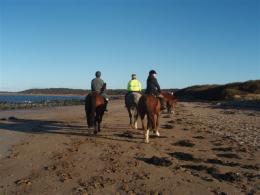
0, 94, 84, 103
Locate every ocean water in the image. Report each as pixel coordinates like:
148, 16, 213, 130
0, 94, 84, 103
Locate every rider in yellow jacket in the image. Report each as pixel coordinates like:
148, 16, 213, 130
127, 74, 142, 92
125, 74, 142, 105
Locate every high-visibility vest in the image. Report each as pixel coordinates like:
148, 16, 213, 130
127, 79, 142, 92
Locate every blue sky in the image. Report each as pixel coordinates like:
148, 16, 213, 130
0, 0, 259, 91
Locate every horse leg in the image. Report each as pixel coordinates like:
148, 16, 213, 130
127, 108, 134, 128
139, 112, 148, 143
96, 114, 100, 133
141, 115, 146, 130
145, 114, 154, 143
94, 124, 97, 135
98, 115, 101, 132
93, 112, 98, 135
98, 111, 104, 132
147, 113, 155, 134
155, 113, 160, 137
133, 107, 138, 129
152, 114, 157, 134
143, 116, 149, 143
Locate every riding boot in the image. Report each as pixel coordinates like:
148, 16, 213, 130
125, 92, 129, 107
158, 95, 166, 111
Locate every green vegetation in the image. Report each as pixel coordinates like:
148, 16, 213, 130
175, 80, 260, 101
20, 88, 128, 95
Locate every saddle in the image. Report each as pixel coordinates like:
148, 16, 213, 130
146, 93, 166, 110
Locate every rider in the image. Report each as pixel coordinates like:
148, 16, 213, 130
125, 74, 142, 106
91, 71, 109, 111
145, 70, 166, 110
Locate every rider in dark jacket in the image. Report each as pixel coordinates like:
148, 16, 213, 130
145, 70, 166, 110
146, 70, 161, 95
91, 71, 109, 111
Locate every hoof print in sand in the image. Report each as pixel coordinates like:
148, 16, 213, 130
115, 132, 134, 139
173, 140, 195, 147
14, 178, 32, 186
206, 159, 240, 167
162, 115, 171, 118
241, 164, 260, 171
169, 152, 200, 162
138, 156, 172, 167
216, 153, 241, 159
212, 147, 233, 152
193, 136, 205, 139
207, 168, 241, 182
182, 164, 241, 182
161, 124, 173, 129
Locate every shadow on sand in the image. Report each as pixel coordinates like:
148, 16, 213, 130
0, 117, 144, 143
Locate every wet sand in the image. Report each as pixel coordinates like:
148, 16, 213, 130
0, 100, 259, 195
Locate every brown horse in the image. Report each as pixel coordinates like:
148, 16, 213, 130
138, 94, 162, 143
161, 91, 177, 114
85, 92, 106, 134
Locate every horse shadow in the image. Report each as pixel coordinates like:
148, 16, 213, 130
0, 118, 88, 136
0, 118, 144, 143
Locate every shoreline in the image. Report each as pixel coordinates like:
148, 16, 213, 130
0, 93, 87, 97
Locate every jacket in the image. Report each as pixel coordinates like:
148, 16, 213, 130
127, 79, 142, 92
91, 78, 105, 92
146, 75, 161, 95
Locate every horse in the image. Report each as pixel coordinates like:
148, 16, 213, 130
138, 94, 162, 143
125, 92, 142, 129
85, 92, 106, 134
161, 91, 177, 114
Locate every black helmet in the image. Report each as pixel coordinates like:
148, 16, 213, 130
95, 71, 101, 77
149, 70, 157, 75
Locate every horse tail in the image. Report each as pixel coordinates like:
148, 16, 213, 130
147, 112, 156, 130
137, 95, 146, 119
85, 95, 92, 127
85, 95, 88, 112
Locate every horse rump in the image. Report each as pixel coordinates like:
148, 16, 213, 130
85, 94, 96, 128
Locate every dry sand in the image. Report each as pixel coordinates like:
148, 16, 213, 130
0, 100, 259, 195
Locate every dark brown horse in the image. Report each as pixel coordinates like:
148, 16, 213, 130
85, 92, 106, 134
138, 94, 162, 143
161, 91, 177, 114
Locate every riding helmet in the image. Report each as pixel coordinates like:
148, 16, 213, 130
149, 70, 157, 75
95, 71, 101, 77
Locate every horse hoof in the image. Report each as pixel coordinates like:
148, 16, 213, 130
144, 140, 149, 144
156, 132, 160, 137
134, 123, 138, 129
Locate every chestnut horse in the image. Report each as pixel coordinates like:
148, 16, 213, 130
85, 92, 106, 134
138, 94, 162, 143
161, 91, 177, 114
